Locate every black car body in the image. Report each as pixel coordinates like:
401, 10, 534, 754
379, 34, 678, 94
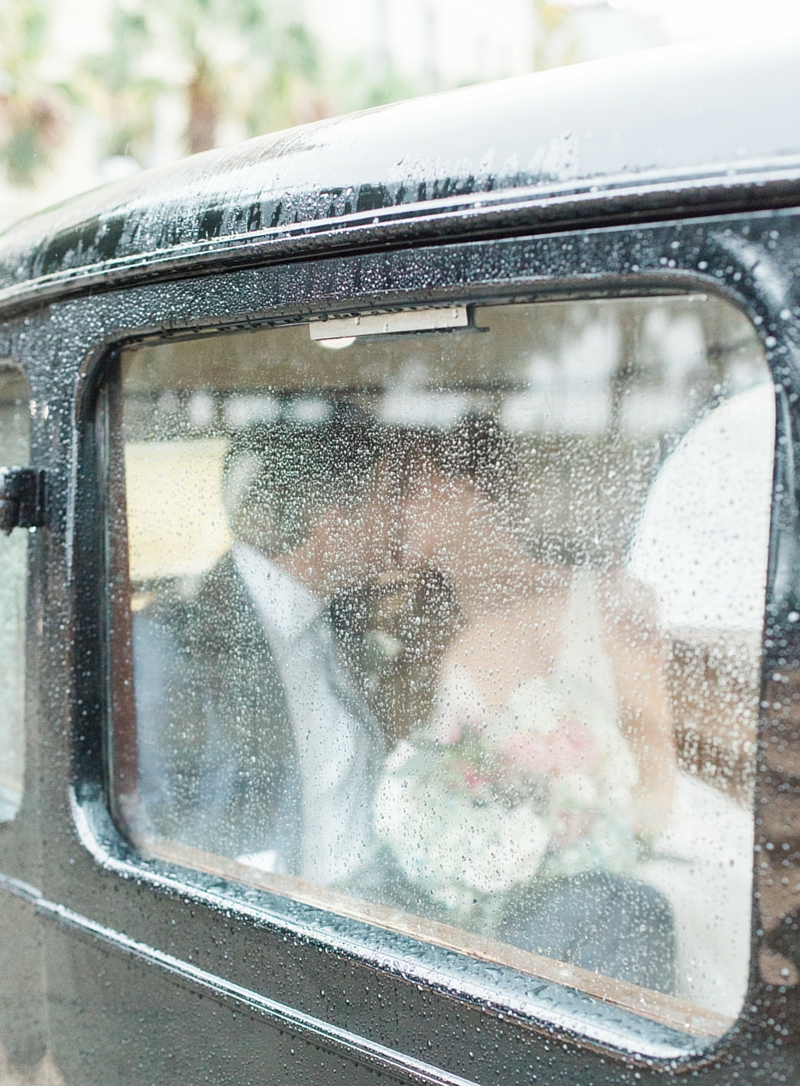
0, 36, 800, 1086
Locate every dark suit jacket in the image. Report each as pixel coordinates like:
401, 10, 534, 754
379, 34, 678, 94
134, 554, 303, 866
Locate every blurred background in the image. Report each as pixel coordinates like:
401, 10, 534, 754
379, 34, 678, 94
0, 0, 798, 232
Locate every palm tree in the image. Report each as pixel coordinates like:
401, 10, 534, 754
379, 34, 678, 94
85, 0, 320, 164
0, 0, 68, 185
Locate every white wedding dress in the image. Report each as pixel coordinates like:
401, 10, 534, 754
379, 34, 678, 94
375, 572, 639, 901
374, 570, 754, 1017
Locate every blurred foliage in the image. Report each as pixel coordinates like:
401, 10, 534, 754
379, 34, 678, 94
532, 0, 663, 72
0, 0, 427, 185
80, 4, 161, 161
0, 0, 70, 185
0, 0, 635, 190
533, 1, 583, 70
331, 54, 418, 116
82, 0, 321, 161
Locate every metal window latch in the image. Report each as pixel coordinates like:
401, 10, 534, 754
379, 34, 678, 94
0, 467, 45, 535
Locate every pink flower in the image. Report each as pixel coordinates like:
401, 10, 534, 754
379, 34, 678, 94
552, 809, 596, 848
502, 720, 600, 779
461, 762, 492, 793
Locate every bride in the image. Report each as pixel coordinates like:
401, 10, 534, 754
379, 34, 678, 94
372, 419, 677, 992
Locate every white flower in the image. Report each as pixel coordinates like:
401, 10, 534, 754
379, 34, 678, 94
374, 740, 551, 902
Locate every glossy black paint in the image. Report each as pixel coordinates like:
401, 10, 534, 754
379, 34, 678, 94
1, 38, 800, 1086
0, 211, 797, 1084
0, 39, 800, 315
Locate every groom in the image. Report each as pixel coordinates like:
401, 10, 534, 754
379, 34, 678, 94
134, 403, 390, 888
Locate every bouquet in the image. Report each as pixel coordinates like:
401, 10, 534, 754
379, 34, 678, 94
373, 666, 641, 924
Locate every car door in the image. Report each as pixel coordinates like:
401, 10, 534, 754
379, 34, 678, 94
8, 208, 800, 1085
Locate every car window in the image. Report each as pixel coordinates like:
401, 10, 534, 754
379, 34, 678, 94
110, 295, 772, 1041
0, 364, 30, 822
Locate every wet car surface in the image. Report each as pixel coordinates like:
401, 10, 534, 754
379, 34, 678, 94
0, 36, 799, 1086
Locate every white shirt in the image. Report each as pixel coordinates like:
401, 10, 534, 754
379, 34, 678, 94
232, 543, 379, 886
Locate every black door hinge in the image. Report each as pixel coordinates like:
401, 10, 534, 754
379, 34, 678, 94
0, 467, 45, 534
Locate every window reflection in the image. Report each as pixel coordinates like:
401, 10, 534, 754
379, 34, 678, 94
116, 296, 772, 1036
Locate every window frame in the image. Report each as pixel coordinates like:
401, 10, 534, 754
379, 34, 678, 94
112, 292, 768, 1033
63, 211, 800, 1080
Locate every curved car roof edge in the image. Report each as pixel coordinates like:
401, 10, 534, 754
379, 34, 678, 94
1, 36, 800, 308
0, 163, 798, 320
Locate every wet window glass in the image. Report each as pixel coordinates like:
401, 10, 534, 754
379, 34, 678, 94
0, 364, 29, 822
112, 296, 772, 1041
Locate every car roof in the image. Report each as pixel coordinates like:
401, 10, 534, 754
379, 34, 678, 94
1, 36, 799, 315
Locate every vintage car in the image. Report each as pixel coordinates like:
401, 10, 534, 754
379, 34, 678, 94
0, 34, 799, 1086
